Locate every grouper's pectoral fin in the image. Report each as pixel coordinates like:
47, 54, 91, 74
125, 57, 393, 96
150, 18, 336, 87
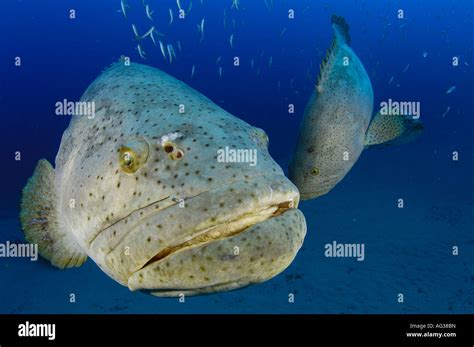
20, 159, 87, 268
364, 110, 424, 148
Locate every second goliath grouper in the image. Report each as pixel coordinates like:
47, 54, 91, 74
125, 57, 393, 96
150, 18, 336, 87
20, 62, 306, 296
289, 15, 423, 199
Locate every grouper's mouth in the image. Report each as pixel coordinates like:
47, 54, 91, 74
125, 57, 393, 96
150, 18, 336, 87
141, 199, 296, 269
89, 175, 306, 296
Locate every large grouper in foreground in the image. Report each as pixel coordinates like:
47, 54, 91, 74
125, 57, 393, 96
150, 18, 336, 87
20, 62, 306, 296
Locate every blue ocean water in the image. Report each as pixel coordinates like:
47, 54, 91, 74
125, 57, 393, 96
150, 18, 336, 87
0, 0, 472, 313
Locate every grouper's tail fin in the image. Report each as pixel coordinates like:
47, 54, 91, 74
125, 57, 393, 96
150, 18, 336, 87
20, 159, 87, 268
364, 111, 424, 148
316, 15, 351, 93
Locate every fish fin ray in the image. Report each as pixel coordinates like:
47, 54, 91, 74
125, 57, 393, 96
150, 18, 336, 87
20, 159, 87, 269
316, 15, 351, 93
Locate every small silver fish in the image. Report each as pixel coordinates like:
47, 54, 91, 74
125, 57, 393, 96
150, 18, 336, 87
154, 29, 165, 37
231, 0, 240, 10
441, 105, 451, 118
402, 64, 410, 72
446, 85, 456, 94
149, 29, 157, 46
167, 44, 174, 63
137, 44, 146, 60
229, 34, 234, 48
120, 0, 129, 19
169, 8, 174, 24
145, 4, 154, 21
140, 26, 155, 40
199, 18, 205, 42
131, 24, 140, 39
159, 41, 167, 61
170, 44, 176, 58
191, 65, 196, 78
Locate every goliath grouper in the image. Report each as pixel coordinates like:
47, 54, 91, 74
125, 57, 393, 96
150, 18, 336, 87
20, 62, 306, 296
289, 15, 423, 199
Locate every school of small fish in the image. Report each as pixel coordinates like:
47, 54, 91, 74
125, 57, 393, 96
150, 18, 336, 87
117, 0, 461, 179
118, 0, 286, 78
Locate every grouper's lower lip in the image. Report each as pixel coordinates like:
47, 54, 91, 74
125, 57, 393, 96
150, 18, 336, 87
128, 207, 306, 296
140, 200, 295, 269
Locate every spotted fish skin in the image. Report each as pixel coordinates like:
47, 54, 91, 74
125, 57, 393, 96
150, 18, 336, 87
289, 15, 373, 199
22, 62, 306, 296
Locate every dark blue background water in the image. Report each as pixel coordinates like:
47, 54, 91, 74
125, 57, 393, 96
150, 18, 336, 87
0, 0, 472, 313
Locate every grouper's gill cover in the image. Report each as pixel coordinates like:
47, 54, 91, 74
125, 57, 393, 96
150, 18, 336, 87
21, 62, 306, 296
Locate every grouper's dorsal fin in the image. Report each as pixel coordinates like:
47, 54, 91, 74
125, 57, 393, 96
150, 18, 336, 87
331, 14, 351, 45
316, 15, 351, 94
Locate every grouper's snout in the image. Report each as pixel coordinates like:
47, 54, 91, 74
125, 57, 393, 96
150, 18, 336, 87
289, 160, 339, 200
120, 175, 307, 297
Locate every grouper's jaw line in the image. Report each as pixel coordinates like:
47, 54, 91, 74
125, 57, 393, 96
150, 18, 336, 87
139, 200, 296, 271
88, 194, 173, 247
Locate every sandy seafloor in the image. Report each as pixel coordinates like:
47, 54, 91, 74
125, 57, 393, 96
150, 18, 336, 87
1, 149, 472, 314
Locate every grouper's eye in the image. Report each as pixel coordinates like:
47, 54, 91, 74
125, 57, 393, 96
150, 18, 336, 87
119, 138, 149, 174
311, 167, 320, 176
122, 152, 133, 166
